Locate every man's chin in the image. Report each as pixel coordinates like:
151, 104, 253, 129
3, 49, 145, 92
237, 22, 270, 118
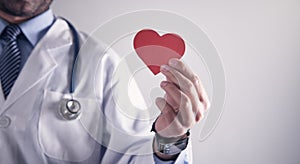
0, 4, 33, 17
1, 0, 50, 18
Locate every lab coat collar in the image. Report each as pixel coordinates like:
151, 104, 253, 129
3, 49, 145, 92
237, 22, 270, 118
1, 18, 72, 111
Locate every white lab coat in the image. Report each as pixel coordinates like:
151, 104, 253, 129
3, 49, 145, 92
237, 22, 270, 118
0, 19, 190, 164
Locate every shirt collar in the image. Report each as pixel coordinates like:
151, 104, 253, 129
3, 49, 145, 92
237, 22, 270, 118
0, 18, 7, 36
0, 9, 55, 46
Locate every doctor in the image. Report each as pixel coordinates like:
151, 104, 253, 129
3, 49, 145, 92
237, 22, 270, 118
0, 0, 210, 163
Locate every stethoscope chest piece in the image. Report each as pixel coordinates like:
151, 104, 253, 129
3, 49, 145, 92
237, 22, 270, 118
60, 98, 81, 120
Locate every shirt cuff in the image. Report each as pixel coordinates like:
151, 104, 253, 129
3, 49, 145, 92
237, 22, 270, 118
153, 149, 189, 164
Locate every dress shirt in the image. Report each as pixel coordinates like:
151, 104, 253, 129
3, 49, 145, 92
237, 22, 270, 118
0, 9, 55, 70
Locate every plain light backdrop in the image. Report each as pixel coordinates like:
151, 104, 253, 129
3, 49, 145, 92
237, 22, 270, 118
52, 0, 300, 163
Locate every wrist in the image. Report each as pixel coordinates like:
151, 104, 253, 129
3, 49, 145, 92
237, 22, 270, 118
151, 121, 190, 160
153, 137, 180, 161
155, 131, 189, 154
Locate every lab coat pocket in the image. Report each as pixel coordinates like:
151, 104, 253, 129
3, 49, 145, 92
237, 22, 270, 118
38, 90, 99, 162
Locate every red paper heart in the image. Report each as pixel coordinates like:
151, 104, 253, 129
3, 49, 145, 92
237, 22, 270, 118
133, 29, 185, 75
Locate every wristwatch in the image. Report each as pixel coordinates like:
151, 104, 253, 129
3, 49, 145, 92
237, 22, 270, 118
151, 121, 190, 156
154, 132, 190, 156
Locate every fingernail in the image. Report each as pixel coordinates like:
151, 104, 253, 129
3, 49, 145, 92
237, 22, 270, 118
169, 58, 178, 67
164, 94, 167, 99
160, 65, 169, 72
160, 81, 168, 87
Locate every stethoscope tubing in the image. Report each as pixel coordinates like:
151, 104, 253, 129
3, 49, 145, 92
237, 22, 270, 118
57, 17, 81, 120
58, 17, 80, 94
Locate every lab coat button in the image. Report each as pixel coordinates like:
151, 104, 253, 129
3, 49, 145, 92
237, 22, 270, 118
0, 116, 11, 128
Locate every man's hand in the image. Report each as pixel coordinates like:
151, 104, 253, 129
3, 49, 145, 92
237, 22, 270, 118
153, 58, 210, 159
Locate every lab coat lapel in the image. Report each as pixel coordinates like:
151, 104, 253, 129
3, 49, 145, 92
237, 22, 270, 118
0, 81, 5, 106
2, 19, 72, 110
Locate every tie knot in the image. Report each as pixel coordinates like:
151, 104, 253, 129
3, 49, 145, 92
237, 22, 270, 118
1, 24, 21, 41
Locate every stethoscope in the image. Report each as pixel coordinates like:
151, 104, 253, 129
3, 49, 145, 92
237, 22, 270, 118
58, 18, 82, 120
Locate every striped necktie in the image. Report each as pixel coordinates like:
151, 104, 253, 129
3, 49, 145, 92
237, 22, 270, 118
0, 25, 22, 99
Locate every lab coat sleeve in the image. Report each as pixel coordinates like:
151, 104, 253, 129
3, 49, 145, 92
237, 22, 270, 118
88, 40, 193, 163
153, 149, 190, 164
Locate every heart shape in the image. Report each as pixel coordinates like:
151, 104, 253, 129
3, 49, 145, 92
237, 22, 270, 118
133, 29, 185, 75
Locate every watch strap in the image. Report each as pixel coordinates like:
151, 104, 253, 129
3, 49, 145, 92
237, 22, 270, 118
155, 133, 189, 155
151, 120, 190, 155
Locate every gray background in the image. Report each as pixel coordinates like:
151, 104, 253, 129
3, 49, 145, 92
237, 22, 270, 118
52, 0, 300, 163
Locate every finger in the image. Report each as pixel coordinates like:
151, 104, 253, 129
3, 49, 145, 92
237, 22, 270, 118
164, 94, 179, 113
160, 81, 197, 126
155, 97, 183, 135
161, 81, 191, 115
161, 82, 181, 113
189, 75, 210, 110
161, 65, 202, 114
161, 65, 198, 97
155, 97, 176, 116
169, 58, 210, 109
195, 112, 201, 122
161, 66, 206, 122
155, 97, 187, 136
166, 58, 210, 110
